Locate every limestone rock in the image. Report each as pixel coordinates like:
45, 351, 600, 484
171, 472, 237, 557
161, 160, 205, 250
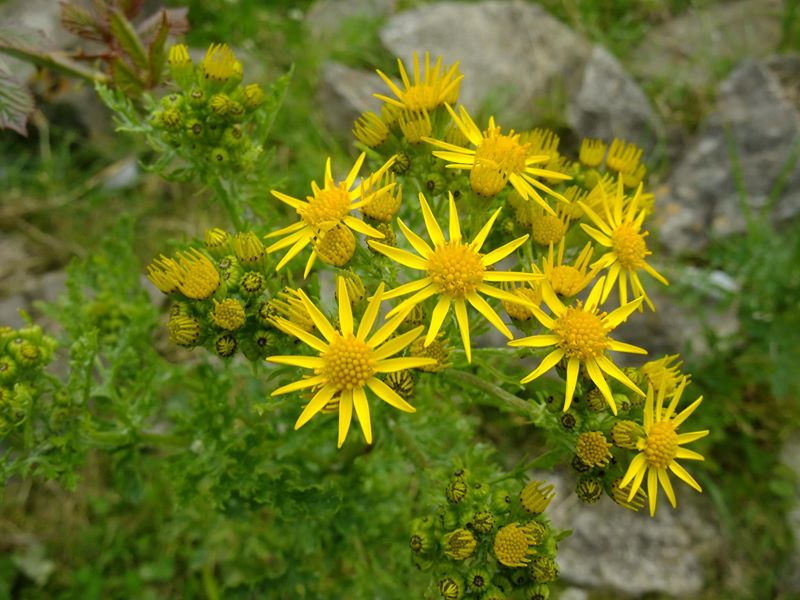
657, 56, 800, 255
306, 0, 396, 40
545, 471, 719, 597
317, 62, 387, 137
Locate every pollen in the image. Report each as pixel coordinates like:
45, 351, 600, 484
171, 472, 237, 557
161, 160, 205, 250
299, 184, 352, 228
641, 420, 679, 469
549, 265, 584, 297
427, 241, 485, 298
553, 304, 609, 361
576, 431, 613, 467
493, 523, 536, 567
321, 334, 376, 391
612, 223, 648, 269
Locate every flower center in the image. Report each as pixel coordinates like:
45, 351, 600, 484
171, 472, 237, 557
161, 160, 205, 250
549, 265, 583, 297
554, 304, 608, 360
427, 241, 485, 298
300, 184, 352, 229
612, 223, 648, 270
493, 523, 534, 567
642, 420, 678, 468
321, 334, 375, 391
403, 84, 439, 112
532, 214, 566, 246
470, 129, 529, 196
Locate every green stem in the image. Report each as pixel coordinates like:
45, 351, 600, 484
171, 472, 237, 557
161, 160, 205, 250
86, 428, 189, 449
212, 178, 245, 231
393, 420, 429, 470
449, 370, 546, 424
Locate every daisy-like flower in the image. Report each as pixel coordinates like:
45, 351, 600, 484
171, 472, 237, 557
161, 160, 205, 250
580, 177, 668, 310
266, 153, 394, 277
369, 192, 541, 363
266, 277, 435, 447
620, 377, 709, 516
532, 240, 597, 298
375, 52, 462, 112
424, 105, 570, 212
508, 277, 646, 414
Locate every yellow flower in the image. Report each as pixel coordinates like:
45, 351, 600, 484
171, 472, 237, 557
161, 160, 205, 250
493, 523, 538, 567
579, 138, 607, 167
509, 277, 646, 414
500, 282, 542, 322
530, 204, 569, 246
425, 105, 570, 212
640, 354, 688, 395
620, 377, 709, 516
200, 43, 242, 82
580, 177, 669, 310
398, 108, 432, 143
353, 111, 390, 147
520, 128, 561, 160
147, 249, 220, 300
369, 192, 542, 362
266, 277, 436, 447
361, 171, 402, 222
533, 240, 597, 298
375, 52, 462, 112
265, 288, 314, 332
266, 153, 394, 277
211, 298, 246, 330
606, 138, 643, 176
313, 224, 356, 267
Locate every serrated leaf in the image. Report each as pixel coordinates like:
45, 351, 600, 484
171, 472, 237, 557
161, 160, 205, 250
137, 8, 189, 45
60, 3, 104, 42
110, 56, 144, 96
0, 63, 34, 135
146, 11, 169, 87
109, 8, 147, 71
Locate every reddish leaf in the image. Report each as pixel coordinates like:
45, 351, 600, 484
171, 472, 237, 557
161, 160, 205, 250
137, 8, 189, 45
60, 2, 104, 42
146, 11, 170, 87
0, 61, 34, 135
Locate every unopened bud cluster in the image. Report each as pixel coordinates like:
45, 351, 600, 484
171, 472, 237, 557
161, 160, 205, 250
410, 470, 563, 599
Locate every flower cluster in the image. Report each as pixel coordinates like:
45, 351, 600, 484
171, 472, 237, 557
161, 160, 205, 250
0, 324, 57, 436
149, 44, 266, 171
411, 471, 563, 599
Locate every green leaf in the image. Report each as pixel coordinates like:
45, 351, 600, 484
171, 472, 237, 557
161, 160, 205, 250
60, 3, 104, 42
0, 61, 34, 135
109, 8, 148, 71
146, 11, 170, 88
110, 57, 145, 96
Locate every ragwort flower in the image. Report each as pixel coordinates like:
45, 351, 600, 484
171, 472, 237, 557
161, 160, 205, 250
620, 377, 709, 516
266, 153, 394, 277
425, 105, 570, 212
533, 240, 597, 298
375, 51, 462, 112
369, 192, 542, 363
509, 278, 646, 414
580, 177, 668, 310
266, 277, 435, 447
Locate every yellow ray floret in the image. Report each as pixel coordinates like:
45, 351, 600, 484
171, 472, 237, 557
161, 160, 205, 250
375, 51, 462, 112
580, 177, 668, 310
266, 277, 436, 448
266, 153, 394, 277
620, 377, 709, 516
369, 192, 542, 363
508, 277, 646, 414
533, 240, 598, 298
424, 105, 571, 212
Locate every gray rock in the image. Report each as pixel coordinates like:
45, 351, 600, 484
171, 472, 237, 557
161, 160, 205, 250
306, 0, 396, 40
545, 471, 719, 597
567, 45, 662, 152
0, 294, 27, 329
318, 62, 386, 136
780, 434, 800, 594
657, 57, 800, 255
630, 0, 782, 90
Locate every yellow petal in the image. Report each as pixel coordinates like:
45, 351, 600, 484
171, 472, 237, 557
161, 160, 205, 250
272, 374, 327, 396
467, 293, 511, 339
658, 467, 676, 508
675, 447, 705, 461
297, 290, 337, 342
266, 355, 325, 370
369, 242, 429, 270
294, 385, 336, 429
425, 296, 451, 346
352, 386, 372, 445
397, 219, 433, 258
585, 359, 617, 415
366, 377, 415, 412
564, 357, 580, 411
520, 349, 565, 384
669, 461, 702, 492
676, 430, 710, 445
480, 234, 530, 266
337, 390, 354, 448
508, 334, 560, 348
357, 283, 384, 340
448, 193, 461, 242
469, 207, 502, 253
621, 452, 647, 491
419, 192, 445, 246
373, 327, 424, 360
647, 468, 659, 516
337, 276, 353, 336
454, 299, 471, 363
595, 355, 645, 396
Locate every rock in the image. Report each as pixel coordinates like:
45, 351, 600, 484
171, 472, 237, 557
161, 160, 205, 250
630, 0, 782, 90
567, 45, 662, 152
557, 588, 588, 600
306, 0, 396, 40
545, 471, 719, 597
318, 62, 387, 136
657, 56, 800, 255
0, 294, 27, 329
373, 1, 661, 149
780, 434, 800, 594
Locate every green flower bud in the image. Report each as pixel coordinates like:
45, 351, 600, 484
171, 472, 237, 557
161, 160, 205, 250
445, 476, 468, 504
240, 271, 266, 296
186, 118, 204, 139
222, 124, 244, 147
210, 147, 229, 165
391, 152, 411, 175
529, 555, 558, 583
214, 333, 237, 358
438, 574, 464, 600
471, 509, 496, 534
0, 357, 18, 384
576, 477, 603, 504
188, 87, 206, 107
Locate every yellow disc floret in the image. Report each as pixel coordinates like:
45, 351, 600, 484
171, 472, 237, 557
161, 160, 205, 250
576, 431, 613, 467
519, 480, 555, 514
314, 224, 356, 267
299, 185, 351, 228
493, 523, 536, 567
443, 528, 477, 560
177, 250, 220, 300
531, 212, 567, 246
201, 43, 242, 82
321, 334, 376, 391
553, 304, 609, 361
548, 266, 584, 297
361, 172, 402, 222
427, 241, 485, 298
471, 128, 529, 197
611, 223, 648, 270
641, 420, 679, 469
212, 298, 246, 330
579, 138, 607, 167
234, 232, 265, 264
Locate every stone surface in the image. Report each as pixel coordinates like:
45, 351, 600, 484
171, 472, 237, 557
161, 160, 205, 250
656, 56, 800, 255
780, 434, 800, 594
630, 0, 782, 90
544, 471, 719, 597
318, 61, 386, 136
306, 0, 396, 40
567, 45, 662, 151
